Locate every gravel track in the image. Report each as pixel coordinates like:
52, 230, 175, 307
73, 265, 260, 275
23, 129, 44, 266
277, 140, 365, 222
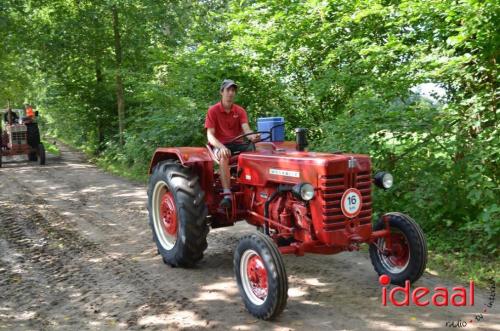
0, 144, 497, 330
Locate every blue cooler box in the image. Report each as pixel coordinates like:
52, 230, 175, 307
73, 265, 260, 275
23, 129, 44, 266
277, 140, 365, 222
257, 117, 285, 141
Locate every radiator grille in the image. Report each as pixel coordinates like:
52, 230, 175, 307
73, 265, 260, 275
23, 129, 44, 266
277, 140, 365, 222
319, 171, 372, 230
11, 131, 27, 145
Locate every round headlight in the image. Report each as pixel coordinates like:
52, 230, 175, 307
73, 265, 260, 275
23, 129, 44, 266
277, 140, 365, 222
292, 183, 315, 201
300, 183, 315, 200
382, 173, 393, 189
374, 172, 394, 189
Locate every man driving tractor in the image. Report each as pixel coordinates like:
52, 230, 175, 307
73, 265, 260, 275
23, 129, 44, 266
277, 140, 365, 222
148, 79, 428, 321
205, 79, 260, 209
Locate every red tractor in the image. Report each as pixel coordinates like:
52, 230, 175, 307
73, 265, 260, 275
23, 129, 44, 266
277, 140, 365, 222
147, 127, 427, 320
1, 109, 46, 167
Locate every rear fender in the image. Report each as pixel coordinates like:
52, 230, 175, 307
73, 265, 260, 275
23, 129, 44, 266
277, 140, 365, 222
149, 147, 215, 204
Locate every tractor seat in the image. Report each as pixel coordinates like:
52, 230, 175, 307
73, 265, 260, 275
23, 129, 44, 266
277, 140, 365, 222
206, 144, 239, 165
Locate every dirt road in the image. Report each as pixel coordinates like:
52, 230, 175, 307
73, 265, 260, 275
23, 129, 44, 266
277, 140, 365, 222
0, 143, 498, 330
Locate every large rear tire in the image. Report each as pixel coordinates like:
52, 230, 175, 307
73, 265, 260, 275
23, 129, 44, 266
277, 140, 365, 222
38, 143, 46, 165
147, 160, 209, 267
369, 212, 427, 285
234, 232, 288, 320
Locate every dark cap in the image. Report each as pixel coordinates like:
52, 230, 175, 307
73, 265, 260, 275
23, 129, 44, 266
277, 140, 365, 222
220, 79, 238, 92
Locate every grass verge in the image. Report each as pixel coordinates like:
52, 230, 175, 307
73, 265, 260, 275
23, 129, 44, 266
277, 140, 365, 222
41, 138, 61, 156
94, 157, 148, 183
426, 237, 499, 288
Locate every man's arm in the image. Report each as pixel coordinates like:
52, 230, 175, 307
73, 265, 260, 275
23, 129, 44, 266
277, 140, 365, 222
207, 128, 224, 148
205, 107, 230, 157
207, 128, 231, 158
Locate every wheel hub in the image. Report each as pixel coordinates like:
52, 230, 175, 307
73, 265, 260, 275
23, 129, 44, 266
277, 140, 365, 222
387, 233, 409, 267
246, 254, 268, 300
160, 192, 177, 236
378, 231, 410, 273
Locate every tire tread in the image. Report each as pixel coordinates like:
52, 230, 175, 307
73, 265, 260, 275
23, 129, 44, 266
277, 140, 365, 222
148, 160, 209, 267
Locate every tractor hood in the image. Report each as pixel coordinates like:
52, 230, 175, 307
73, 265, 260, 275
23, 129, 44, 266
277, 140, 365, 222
237, 147, 371, 187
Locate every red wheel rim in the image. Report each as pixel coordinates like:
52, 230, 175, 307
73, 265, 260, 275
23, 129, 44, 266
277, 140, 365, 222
160, 192, 177, 236
246, 254, 268, 300
377, 230, 411, 273
387, 233, 410, 267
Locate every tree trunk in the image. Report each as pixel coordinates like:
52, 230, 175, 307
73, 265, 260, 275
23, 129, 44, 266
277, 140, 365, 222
112, 5, 125, 146
95, 56, 104, 152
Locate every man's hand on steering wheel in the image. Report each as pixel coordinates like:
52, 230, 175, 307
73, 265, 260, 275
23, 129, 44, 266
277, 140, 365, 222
227, 131, 270, 145
248, 132, 261, 142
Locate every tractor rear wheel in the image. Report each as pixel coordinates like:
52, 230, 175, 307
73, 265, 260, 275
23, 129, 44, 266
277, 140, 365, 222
38, 143, 46, 165
28, 151, 37, 161
27, 123, 41, 162
148, 160, 209, 267
369, 212, 427, 285
234, 232, 288, 320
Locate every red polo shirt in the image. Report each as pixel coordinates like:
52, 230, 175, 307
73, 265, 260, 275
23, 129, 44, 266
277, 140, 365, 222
205, 102, 248, 144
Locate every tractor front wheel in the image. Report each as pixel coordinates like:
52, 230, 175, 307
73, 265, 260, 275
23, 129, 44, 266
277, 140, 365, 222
234, 232, 288, 320
148, 160, 209, 267
369, 212, 427, 285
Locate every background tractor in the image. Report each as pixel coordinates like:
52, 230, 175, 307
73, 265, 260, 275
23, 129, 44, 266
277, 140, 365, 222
1, 109, 46, 167
147, 120, 427, 320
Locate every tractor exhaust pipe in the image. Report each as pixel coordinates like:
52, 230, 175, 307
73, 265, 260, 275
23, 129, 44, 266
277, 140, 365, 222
295, 128, 308, 151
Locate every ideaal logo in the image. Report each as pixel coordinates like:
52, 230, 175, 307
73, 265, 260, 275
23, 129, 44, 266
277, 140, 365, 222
379, 275, 474, 307
379, 275, 496, 328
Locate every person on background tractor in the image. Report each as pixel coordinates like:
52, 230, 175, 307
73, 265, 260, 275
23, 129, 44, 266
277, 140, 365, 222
3, 107, 19, 125
25, 104, 34, 119
205, 79, 260, 209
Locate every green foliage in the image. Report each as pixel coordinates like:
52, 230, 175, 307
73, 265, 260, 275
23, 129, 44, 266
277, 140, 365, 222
1, 0, 498, 282
41, 139, 60, 156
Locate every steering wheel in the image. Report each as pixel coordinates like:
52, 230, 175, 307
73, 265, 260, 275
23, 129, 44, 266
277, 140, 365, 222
226, 130, 272, 145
